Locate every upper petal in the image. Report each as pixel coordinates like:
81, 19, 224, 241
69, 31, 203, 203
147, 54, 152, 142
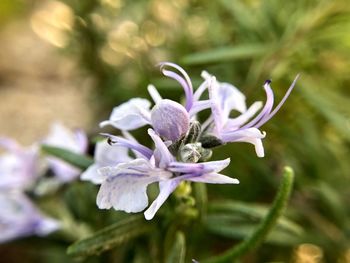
100, 98, 151, 130
95, 140, 133, 166
151, 99, 190, 142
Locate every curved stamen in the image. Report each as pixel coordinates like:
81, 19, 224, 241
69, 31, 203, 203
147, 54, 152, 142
255, 74, 300, 128
241, 80, 274, 129
159, 62, 194, 111
101, 133, 153, 160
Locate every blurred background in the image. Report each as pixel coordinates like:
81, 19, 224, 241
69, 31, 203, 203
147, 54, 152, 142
0, 0, 349, 262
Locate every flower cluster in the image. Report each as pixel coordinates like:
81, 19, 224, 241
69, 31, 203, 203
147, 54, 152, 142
0, 123, 87, 243
82, 62, 298, 220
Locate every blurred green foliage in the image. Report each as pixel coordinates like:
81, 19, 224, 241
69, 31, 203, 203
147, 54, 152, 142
1, 0, 350, 262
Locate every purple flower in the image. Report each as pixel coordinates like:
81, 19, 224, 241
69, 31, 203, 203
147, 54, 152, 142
83, 62, 297, 220
44, 122, 88, 182
0, 137, 38, 191
81, 139, 133, 184
95, 129, 238, 220
203, 71, 299, 157
0, 133, 62, 242
99, 63, 211, 142
0, 192, 59, 243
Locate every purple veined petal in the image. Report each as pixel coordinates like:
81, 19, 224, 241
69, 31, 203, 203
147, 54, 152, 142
225, 101, 263, 130
168, 158, 230, 174
221, 128, 266, 157
148, 129, 174, 168
187, 172, 239, 184
255, 75, 300, 128
151, 99, 190, 142
159, 62, 193, 111
193, 78, 209, 101
189, 100, 212, 117
101, 133, 153, 160
96, 169, 165, 213
147, 84, 162, 104
241, 80, 275, 129
100, 98, 152, 130
144, 178, 182, 220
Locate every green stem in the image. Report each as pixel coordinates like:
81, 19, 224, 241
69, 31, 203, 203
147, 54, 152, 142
203, 166, 295, 263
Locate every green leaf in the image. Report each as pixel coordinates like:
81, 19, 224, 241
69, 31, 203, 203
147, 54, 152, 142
165, 231, 186, 263
203, 166, 295, 263
67, 215, 152, 257
181, 44, 270, 65
207, 201, 303, 235
206, 221, 300, 246
41, 144, 93, 170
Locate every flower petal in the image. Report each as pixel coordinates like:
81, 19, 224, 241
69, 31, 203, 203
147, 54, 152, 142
0, 192, 59, 243
45, 122, 86, 153
95, 140, 133, 166
188, 173, 239, 184
148, 129, 174, 168
81, 164, 104, 184
96, 170, 161, 213
151, 99, 190, 141
189, 100, 212, 117
100, 98, 151, 130
47, 159, 80, 182
144, 178, 181, 220
221, 128, 266, 157
168, 158, 230, 174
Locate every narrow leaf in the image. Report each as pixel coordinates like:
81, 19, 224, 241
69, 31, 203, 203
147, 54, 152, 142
41, 144, 93, 170
207, 201, 303, 235
166, 231, 186, 263
203, 166, 295, 263
67, 215, 152, 257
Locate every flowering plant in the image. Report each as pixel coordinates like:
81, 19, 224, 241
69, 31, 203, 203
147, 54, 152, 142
82, 62, 298, 220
